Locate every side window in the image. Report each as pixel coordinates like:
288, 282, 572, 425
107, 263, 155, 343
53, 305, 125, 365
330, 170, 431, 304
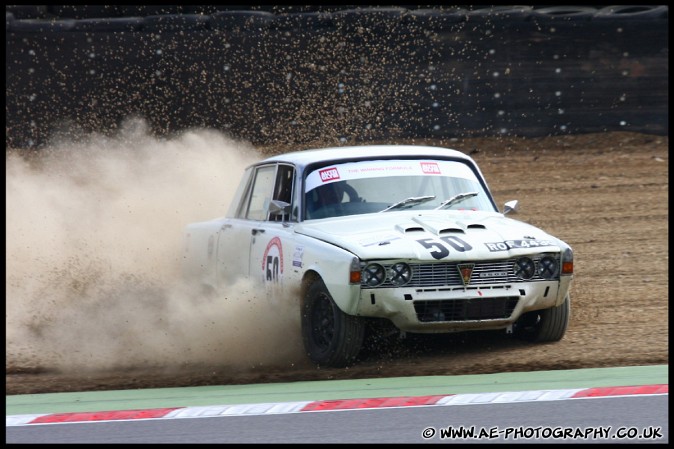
270, 164, 295, 221
245, 165, 276, 221
229, 167, 253, 218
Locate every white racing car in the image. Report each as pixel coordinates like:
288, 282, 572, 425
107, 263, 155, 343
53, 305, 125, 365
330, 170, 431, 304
183, 145, 574, 367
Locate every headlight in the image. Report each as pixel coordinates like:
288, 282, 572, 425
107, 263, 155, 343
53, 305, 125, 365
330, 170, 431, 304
387, 262, 412, 286
514, 257, 536, 279
362, 263, 386, 287
538, 256, 558, 279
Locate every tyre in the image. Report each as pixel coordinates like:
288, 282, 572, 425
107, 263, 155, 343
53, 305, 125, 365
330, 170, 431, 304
594, 5, 668, 20
71, 17, 144, 32
301, 279, 365, 367
514, 295, 570, 342
404, 8, 468, 24
530, 6, 597, 21
10, 18, 76, 32
211, 11, 274, 31
465, 5, 534, 21
270, 12, 334, 30
332, 7, 408, 32
47, 5, 121, 19
5, 5, 49, 20
142, 14, 212, 32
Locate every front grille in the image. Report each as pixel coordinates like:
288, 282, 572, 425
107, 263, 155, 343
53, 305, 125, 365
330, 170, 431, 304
361, 254, 560, 289
414, 297, 519, 322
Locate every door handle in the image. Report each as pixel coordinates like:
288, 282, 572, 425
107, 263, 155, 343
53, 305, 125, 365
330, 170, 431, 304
252, 228, 265, 235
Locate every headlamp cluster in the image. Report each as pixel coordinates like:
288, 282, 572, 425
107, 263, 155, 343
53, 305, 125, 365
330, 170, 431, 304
513, 255, 558, 280
362, 262, 413, 287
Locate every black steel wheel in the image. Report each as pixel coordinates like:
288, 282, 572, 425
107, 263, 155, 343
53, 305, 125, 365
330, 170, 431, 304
514, 294, 570, 342
301, 279, 365, 367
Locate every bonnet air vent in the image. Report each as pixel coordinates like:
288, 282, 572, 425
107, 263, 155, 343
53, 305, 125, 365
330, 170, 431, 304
439, 227, 465, 234
438, 223, 484, 233
395, 223, 425, 233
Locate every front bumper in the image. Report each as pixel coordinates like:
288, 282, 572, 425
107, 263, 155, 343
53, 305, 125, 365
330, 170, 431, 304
355, 279, 569, 333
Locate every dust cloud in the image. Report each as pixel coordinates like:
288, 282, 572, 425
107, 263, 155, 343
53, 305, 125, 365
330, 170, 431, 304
6, 119, 306, 374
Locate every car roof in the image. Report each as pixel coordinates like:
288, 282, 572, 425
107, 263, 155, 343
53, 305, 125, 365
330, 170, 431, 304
259, 145, 474, 171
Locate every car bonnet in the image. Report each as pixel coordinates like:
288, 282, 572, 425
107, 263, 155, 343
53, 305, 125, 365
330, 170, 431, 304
294, 210, 562, 261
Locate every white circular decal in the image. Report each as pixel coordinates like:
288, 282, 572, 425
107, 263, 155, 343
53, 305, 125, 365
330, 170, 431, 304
262, 237, 284, 282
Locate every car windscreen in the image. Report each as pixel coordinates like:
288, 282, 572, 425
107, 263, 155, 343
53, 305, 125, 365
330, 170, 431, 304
304, 159, 497, 219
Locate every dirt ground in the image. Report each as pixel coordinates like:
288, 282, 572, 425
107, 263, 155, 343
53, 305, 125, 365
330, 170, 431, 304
6, 131, 668, 395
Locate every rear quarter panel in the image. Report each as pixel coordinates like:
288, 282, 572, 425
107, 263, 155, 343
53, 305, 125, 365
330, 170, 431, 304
183, 218, 224, 288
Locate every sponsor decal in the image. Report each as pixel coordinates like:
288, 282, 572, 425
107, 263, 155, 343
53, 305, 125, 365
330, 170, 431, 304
262, 237, 284, 282
292, 245, 304, 268
421, 162, 441, 174
305, 160, 477, 192
485, 239, 556, 252
457, 263, 474, 286
319, 167, 340, 182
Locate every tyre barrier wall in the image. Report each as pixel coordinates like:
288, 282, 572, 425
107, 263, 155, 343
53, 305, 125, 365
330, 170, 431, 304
5, 5, 668, 148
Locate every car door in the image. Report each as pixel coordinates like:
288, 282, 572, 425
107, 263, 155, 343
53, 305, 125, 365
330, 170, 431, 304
247, 164, 296, 290
215, 163, 297, 290
214, 165, 264, 287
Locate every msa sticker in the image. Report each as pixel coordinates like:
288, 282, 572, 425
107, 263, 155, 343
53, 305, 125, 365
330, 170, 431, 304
292, 245, 304, 268
319, 167, 340, 182
485, 239, 556, 252
420, 162, 441, 174
262, 237, 284, 282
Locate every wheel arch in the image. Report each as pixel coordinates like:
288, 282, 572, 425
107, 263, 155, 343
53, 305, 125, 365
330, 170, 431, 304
300, 270, 321, 302
300, 270, 366, 367
297, 244, 362, 315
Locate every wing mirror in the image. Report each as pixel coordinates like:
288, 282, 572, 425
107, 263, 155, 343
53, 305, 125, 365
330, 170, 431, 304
503, 200, 519, 215
268, 200, 291, 220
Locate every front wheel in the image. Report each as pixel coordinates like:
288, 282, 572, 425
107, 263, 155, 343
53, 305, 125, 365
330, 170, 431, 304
301, 279, 365, 367
514, 294, 570, 342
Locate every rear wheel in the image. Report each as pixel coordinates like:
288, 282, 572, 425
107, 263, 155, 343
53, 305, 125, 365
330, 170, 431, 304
301, 279, 365, 367
514, 295, 570, 342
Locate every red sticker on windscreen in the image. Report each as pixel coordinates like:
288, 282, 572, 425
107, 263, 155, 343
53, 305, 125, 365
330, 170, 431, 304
319, 167, 340, 182
421, 162, 441, 174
